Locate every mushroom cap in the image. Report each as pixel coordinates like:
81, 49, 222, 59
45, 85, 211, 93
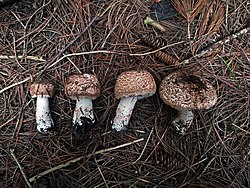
115, 70, 156, 99
65, 73, 100, 100
30, 81, 54, 98
159, 72, 217, 110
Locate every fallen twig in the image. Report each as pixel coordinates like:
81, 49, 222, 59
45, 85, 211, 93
1, 26, 248, 94
0, 76, 31, 94
232, 124, 250, 134
29, 138, 144, 182
38, 15, 98, 76
10, 149, 32, 188
0, 55, 46, 62
0, 51, 118, 94
181, 26, 250, 65
129, 41, 185, 56
132, 128, 153, 164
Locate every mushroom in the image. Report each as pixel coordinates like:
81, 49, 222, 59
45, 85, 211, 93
65, 73, 100, 133
30, 81, 55, 133
159, 71, 217, 134
112, 70, 156, 132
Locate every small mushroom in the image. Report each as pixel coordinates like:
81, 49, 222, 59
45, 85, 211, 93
65, 73, 100, 133
30, 81, 55, 133
159, 71, 217, 134
112, 70, 156, 132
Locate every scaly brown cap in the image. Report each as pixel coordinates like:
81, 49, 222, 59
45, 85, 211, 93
65, 73, 100, 100
159, 72, 217, 110
30, 81, 55, 98
115, 70, 156, 99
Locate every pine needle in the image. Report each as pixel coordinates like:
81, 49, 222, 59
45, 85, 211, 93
171, 0, 206, 22
206, 2, 225, 35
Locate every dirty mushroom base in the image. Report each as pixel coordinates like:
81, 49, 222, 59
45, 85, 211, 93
72, 97, 95, 135
65, 73, 101, 135
160, 72, 217, 134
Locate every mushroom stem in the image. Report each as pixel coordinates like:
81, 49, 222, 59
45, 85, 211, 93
112, 96, 138, 132
73, 98, 94, 126
36, 96, 54, 132
172, 109, 194, 135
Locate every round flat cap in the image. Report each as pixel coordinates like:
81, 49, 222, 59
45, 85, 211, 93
30, 81, 54, 98
65, 73, 100, 100
115, 70, 156, 99
159, 72, 217, 110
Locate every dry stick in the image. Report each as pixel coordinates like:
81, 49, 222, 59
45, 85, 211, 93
0, 76, 31, 94
95, 158, 109, 188
0, 8, 55, 54
130, 41, 186, 56
0, 50, 119, 94
0, 6, 112, 94
1, 27, 248, 94
0, 55, 46, 62
10, 149, 32, 188
37, 15, 98, 76
132, 128, 153, 164
47, 50, 121, 69
232, 123, 250, 134
181, 26, 250, 65
29, 138, 144, 182
0, 16, 98, 95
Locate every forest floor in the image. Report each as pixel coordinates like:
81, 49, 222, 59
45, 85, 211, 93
0, 0, 249, 187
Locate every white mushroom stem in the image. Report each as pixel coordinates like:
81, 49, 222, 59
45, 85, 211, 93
172, 109, 194, 135
73, 97, 94, 126
112, 96, 138, 132
36, 96, 54, 132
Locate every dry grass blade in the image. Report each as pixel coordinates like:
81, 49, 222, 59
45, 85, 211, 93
193, 1, 225, 53
171, 0, 206, 39
171, 0, 206, 22
206, 2, 225, 35
198, 0, 216, 37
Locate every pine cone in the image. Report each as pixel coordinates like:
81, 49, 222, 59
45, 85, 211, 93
155, 50, 180, 67
141, 34, 167, 49
152, 148, 186, 170
141, 33, 180, 67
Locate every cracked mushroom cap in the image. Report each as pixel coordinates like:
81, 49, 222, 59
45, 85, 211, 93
159, 72, 217, 110
65, 73, 100, 100
30, 81, 55, 98
115, 70, 156, 99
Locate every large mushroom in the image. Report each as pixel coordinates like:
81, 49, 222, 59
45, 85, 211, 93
159, 71, 217, 134
30, 81, 55, 133
112, 70, 156, 132
65, 73, 100, 133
